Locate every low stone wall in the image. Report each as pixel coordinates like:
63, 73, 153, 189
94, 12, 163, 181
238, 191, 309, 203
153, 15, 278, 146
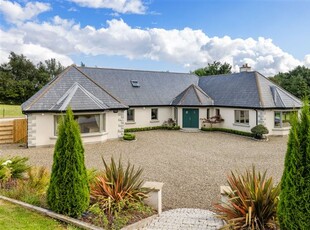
142, 181, 164, 215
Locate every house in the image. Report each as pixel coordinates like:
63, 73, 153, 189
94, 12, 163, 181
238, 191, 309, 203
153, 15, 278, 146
22, 65, 301, 147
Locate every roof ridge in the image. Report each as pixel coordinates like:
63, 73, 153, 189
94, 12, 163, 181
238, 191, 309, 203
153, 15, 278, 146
78, 66, 196, 76
24, 65, 73, 111
256, 71, 301, 103
73, 66, 128, 107
254, 72, 264, 107
52, 82, 106, 111
179, 84, 195, 105
274, 88, 285, 107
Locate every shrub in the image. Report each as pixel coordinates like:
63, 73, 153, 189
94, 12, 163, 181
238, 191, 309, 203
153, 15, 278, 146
0, 157, 29, 187
251, 124, 269, 139
278, 100, 310, 229
124, 125, 180, 133
201, 127, 254, 137
123, 133, 136, 141
26, 166, 50, 195
47, 108, 89, 217
214, 167, 280, 229
90, 156, 150, 218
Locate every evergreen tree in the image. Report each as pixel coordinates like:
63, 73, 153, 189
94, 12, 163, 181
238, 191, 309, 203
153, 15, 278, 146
278, 100, 310, 229
47, 108, 89, 217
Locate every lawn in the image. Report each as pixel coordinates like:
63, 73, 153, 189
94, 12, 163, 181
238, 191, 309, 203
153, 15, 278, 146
0, 104, 23, 118
0, 200, 78, 229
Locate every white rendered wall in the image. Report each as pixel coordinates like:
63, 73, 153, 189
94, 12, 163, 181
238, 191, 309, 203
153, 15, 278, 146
201, 107, 257, 133
28, 111, 120, 147
124, 107, 173, 129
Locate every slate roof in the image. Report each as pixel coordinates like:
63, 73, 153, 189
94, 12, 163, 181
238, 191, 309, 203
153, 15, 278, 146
198, 71, 301, 109
22, 66, 127, 112
22, 65, 302, 113
171, 84, 213, 106
77, 67, 198, 106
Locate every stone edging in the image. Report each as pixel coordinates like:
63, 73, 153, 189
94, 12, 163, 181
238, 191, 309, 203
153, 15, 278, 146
0, 195, 103, 230
121, 214, 158, 230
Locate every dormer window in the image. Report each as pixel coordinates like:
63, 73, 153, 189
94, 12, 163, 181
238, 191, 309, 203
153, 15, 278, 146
130, 80, 140, 87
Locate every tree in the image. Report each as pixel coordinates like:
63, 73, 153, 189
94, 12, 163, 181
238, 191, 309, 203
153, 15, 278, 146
47, 108, 89, 217
270, 66, 310, 99
194, 61, 232, 76
0, 52, 65, 104
277, 99, 310, 229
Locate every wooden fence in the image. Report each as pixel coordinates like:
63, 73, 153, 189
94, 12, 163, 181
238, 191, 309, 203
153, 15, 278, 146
0, 119, 27, 144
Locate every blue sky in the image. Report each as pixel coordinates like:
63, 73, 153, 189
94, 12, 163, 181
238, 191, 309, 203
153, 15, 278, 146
0, 0, 310, 76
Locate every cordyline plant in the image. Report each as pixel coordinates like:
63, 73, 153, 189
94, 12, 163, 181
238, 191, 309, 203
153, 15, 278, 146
214, 167, 280, 230
90, 156, 150, 217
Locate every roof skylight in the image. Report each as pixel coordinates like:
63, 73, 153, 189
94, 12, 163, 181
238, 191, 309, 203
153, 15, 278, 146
130, 80, 140, 87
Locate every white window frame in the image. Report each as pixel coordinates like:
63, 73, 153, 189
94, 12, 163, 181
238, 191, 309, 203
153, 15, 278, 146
151, 108, 158, 120
274, 110, 296, 128
234, 110, 249, 125
54, 112, 105, 136
127, 109, 135, 122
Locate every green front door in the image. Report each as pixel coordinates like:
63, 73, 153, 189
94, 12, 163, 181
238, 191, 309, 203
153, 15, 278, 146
182, 109, 199, 128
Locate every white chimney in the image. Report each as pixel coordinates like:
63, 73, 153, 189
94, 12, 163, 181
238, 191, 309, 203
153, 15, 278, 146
240, 63, 252, 72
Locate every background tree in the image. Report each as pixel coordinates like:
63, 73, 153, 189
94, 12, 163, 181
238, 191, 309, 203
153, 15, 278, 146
0, 52, 65, 104
47, 108, 89, 217
269, 66, 310, 99
193, 61, 232, 76
277, 99, 310, 229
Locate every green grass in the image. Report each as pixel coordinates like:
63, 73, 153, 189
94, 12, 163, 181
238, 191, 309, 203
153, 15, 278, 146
0, 104, 23, 118
0, 200, 79, 230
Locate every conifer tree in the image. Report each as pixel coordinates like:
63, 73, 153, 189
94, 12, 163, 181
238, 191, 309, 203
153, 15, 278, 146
278, 100, 310, 229
47, 108, 89, 217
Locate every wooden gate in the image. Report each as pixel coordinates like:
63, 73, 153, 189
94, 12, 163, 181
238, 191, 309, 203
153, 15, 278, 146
0, 119, 27, 144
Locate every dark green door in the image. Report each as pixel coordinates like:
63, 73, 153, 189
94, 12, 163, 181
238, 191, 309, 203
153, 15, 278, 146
183, 109, 199, 128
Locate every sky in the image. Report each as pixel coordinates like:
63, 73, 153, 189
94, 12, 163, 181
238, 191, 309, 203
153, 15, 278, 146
0, 0, 310, 76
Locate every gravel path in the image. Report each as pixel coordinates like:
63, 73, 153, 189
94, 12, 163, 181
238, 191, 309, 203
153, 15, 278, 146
0, 130, 288, 210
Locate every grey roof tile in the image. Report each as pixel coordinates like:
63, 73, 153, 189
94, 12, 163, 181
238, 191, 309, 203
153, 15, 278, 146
171, 84, 213, 106
78, 67, 199, 106
198, 71, 301, 108
22, 66, 127, 112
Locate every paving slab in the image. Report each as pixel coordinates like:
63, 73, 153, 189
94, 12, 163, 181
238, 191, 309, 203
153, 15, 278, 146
142, 208, 224, 230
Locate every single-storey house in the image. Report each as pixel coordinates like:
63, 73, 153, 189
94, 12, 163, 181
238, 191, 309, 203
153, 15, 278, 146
22, 65, 301, 147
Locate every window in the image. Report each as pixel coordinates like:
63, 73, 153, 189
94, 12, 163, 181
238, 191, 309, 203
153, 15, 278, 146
127, 109, 135, 121
55, 114, 103, 135
274, 111, 296, 128
235, 110, 249, 124
151, 108, 158, 120
216, 109, 220, 116
207, 109, 210, 119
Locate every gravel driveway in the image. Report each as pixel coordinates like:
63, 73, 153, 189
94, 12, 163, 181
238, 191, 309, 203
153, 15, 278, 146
0, 130, 288, 210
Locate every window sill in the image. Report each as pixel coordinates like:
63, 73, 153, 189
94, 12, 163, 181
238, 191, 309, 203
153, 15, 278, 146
233, 123, 250, 127
50, 132, 107, 139
125, 121, 136, 124
150, 120, 160, 123
272, 127, 291, 131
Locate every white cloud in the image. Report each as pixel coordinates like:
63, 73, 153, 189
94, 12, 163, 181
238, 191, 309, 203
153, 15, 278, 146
304, 55, 310, 67
1, 16, 309, 76
0, 0, 51, 24
0, 28, 73, 66
69, 0, 146, 14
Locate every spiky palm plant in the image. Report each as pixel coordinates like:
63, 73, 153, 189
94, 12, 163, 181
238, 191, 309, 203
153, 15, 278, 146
90, 156, 150, 216
214, 167, 280, 230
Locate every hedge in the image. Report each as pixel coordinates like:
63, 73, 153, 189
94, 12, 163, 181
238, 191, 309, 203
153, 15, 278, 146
123, 133, 136, 141
124, 125, 180, 133
201, 127, 255, 138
